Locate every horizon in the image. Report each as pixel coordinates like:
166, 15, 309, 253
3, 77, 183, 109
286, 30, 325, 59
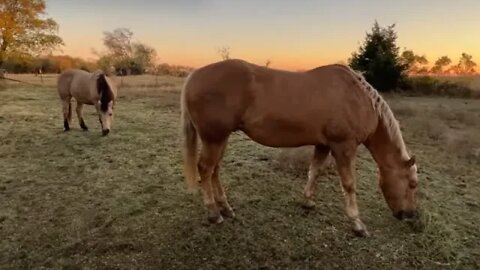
47, 0, 480, 71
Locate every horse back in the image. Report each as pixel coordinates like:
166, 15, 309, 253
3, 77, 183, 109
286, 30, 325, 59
57, 69, 98, 104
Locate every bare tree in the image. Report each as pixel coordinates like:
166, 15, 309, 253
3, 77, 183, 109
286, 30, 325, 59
217, 46, 231, 60
265, 59, 271, 68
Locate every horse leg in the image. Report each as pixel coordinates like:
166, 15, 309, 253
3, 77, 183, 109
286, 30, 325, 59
95, 105, 103, 127
76, 103, 88, 131
62, 98, 72, 131
303, 145, 331, 209
212, 164, 235, 218
331, 142, 368, 237
198, 139, 228, 224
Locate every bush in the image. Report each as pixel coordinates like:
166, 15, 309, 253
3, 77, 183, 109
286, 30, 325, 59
404, 76, 479, 98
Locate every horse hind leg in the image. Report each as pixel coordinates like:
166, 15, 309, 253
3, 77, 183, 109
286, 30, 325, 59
303, 145, 331, 209
62, 98, 72, 131
331, 142, 369, 237
211, 163, 235, 218
197, 138, 229, 224
76, 103, 88, 131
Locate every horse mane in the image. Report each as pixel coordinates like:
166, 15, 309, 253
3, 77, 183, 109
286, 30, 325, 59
97, 73, 113, 112
337, 64, 407, 153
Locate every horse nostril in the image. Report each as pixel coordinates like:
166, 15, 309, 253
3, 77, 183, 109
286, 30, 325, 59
405, 210, 419, 220
393, 211, 405, 220
102, 129, 110, 136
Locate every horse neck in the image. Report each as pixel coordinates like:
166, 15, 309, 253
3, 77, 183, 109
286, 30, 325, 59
365, 118, 409, 170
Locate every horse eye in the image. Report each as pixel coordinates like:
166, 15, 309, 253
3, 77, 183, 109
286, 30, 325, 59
109, 113, 113, 116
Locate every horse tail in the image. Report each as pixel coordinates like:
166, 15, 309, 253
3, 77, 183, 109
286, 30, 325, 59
181, 72, 198, 191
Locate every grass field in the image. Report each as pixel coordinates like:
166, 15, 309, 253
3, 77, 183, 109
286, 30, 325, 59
1, 77, 479, 269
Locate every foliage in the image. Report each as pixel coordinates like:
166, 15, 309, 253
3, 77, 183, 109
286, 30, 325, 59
430, 56, 452, 74
99, 28, 157, 75
451, 53, 477, 75
2, 54, 96, 73
404, 75, 480, 99
349, 22, 407, 91
152, 63, 193, 77
401, 50, 429, 74
0, 0, 63, 67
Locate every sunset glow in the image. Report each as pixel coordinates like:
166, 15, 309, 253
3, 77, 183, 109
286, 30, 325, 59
47, 0, 480, 70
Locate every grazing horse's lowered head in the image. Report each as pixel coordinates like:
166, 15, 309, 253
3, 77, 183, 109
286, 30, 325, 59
96, 72, 116, 136
378, 155, 419, 221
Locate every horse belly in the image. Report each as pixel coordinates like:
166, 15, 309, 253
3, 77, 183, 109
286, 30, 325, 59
241, 119, 323, 147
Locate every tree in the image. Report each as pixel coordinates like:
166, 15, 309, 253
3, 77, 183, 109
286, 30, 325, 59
430, 56, 452, 74
401, 50, 428, 74
0, 0, 63, 68
452, 53, 477, 75
217, 46, 230, 60
265, 59, 271, 68
100, 28, 156, 75
132, 42, 156, 73
349, 21, 407, 91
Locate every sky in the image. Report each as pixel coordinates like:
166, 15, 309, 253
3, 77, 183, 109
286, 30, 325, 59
47, 0, 480, 70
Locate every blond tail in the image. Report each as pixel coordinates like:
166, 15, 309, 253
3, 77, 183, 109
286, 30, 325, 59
181, 73, 198, 191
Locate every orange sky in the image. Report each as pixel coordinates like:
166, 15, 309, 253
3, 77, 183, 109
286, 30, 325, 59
48, 0, 480, 71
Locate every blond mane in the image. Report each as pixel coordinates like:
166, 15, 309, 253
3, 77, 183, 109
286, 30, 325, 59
337, 64, 408, 155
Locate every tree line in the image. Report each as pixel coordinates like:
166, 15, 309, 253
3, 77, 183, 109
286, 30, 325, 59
0, 1, 192, 76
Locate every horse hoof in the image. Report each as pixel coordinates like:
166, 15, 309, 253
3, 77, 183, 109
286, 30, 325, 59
351, 219, 369, 237
63, 128, 70, 132
353, 228, 370, 237
302, 200, 316, 210
220, 207, 235, 218
208, 215, 224, 224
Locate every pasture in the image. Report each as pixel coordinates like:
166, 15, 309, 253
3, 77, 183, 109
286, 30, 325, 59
1, 75, 479, 269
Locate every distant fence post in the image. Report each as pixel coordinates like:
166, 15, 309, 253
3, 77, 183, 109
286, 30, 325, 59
38, 68, 44, 84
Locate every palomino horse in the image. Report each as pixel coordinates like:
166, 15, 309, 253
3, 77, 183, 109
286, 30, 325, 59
181, 59, 419, 236
57, 69, 117, 136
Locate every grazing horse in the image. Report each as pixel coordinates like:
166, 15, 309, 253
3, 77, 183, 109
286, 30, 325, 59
181, 59, 419, 236
57, 69, 117, 136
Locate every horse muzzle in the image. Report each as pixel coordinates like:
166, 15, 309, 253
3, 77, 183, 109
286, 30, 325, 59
393, 210, 419, 221
102, 129, 110, 136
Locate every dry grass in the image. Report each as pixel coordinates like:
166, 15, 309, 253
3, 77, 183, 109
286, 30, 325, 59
1, 79, 479, 269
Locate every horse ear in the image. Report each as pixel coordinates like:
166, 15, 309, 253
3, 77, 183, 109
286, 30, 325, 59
405, 155, 416, 167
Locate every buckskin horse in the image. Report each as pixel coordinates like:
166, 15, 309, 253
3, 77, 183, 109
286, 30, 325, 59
181, 59, 418, 236
57, 69, 117, 136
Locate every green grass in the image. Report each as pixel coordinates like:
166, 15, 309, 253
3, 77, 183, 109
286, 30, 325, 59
1, 82, 479, 269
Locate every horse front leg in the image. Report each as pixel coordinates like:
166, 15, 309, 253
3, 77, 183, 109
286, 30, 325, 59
332, 143, 368, 237
76, 103, 88, 131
